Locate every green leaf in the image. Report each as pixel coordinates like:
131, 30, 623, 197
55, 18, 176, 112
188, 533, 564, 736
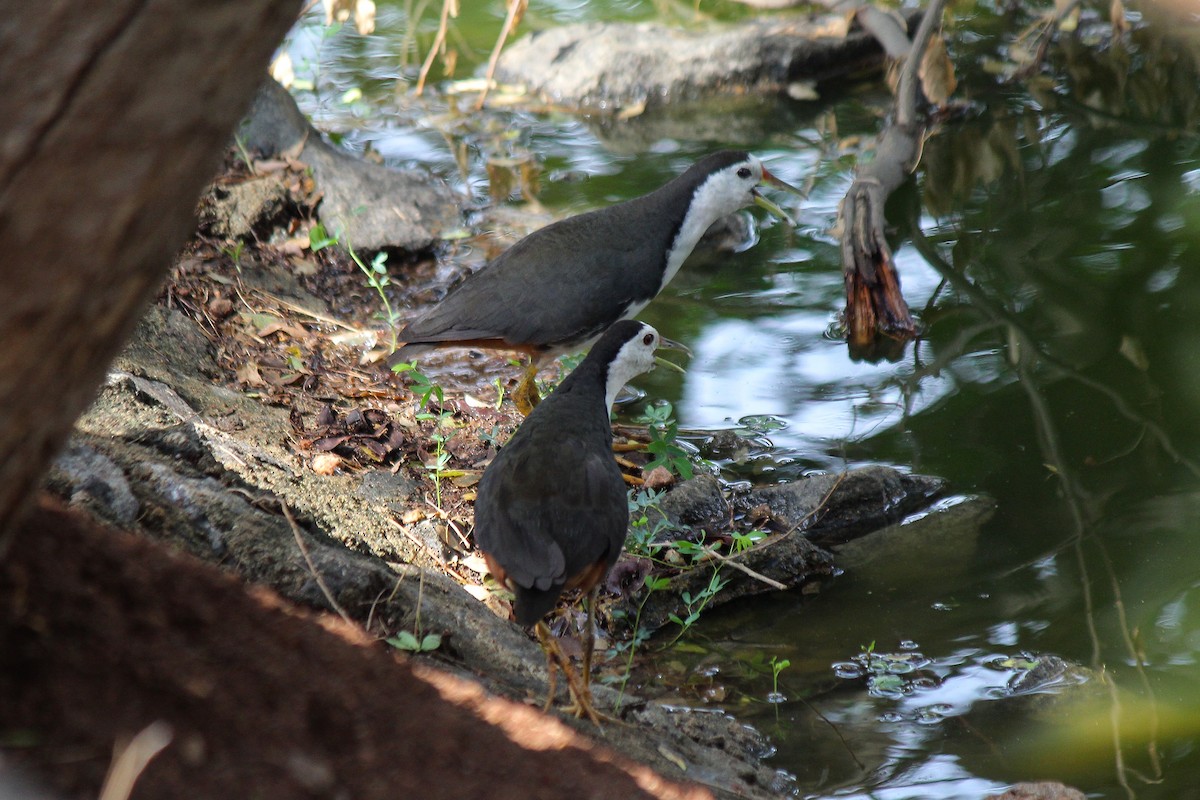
387, 631, 420, 651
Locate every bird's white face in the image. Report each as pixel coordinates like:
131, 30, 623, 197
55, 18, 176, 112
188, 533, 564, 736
604, 324, 661, 411
694, 155, 765, 218
661, 156, 765, 290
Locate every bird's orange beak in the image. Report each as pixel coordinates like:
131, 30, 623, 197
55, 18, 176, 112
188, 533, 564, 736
753, 165, 801, 226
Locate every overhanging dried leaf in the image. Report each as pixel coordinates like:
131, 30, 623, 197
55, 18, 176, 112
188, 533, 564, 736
918, 35, 958, 107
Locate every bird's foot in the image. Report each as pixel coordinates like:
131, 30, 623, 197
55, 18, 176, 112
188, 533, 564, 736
562, 684, 617, 728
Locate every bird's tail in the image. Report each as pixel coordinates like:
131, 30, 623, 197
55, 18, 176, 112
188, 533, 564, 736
513, 586, 562, 627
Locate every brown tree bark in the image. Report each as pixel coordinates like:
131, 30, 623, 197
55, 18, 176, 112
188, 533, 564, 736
0, 1, 300, 540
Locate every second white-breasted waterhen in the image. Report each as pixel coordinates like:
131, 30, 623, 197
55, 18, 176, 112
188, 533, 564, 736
390, 150, 799, 414
473, 319, 664, 724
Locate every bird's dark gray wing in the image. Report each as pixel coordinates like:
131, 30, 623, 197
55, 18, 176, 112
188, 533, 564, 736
473, 430, 626, 594
400, 201, 674, 347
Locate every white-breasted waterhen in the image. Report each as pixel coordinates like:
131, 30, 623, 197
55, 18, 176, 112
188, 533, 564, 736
473, 319, 664, 724
390, 150, 799, 414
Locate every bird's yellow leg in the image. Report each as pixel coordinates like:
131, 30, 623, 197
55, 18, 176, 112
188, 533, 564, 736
535, 622, 593, 722
512, 362, 541, 417
560, 588, 616, 726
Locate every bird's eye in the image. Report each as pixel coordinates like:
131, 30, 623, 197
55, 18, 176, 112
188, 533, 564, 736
643, 333, 655, 345
737, 167, 752, 179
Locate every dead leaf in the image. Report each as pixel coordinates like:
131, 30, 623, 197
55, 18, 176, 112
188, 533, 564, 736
207, 296, 234, 319
458, 554, 489, 575
312, 435, 352, 451
291, 256, 320, 276
1058, 3, 1081, 32
323, 0, 353, 24
918, 35, 958, 108
270, 53, 294, 88
400, 507, 426, 524
236, 361, 265, 387
253, 159, 290, 174
617, 99, 647, 121
462, 584, 492, 602
269, 372, 305, 387
258, 321, 308, 339
312, 452, 342, 475
787, 81, 820, 101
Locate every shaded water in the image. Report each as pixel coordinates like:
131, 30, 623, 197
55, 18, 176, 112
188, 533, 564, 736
284, 3, 1200, 797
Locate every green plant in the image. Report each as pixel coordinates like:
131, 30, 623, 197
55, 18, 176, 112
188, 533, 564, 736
392, 360, 445, 410
422, 411, 456, 508
604, 573, 671, 712
624, 488, 681, 559
491, 377, 505, 410
730, 529, 767, 554
221, 239, 246, 271
308, 221, 339, 251
637, 401, 694, 479
385, 630, 443, 652
666, 566, 729, 645
768, 655, 791, 702
478, 424, 504, 449
308, 223, 401, 350
392, 359, 454, 506
232, 133, 256, 175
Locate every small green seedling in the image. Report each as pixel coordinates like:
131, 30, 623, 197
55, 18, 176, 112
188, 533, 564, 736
386, 631, 443, 653
768, 655, 791, 703
392, 361, 444, 410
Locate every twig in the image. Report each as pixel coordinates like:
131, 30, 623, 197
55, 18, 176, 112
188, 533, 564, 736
896, 0, 947, 126
282, 501, 355, 626
416, 0, 457, 95
475, 0, 527, 111
98, 721, 173, 800
250, 289, 359, 331
698, 545, 788, 591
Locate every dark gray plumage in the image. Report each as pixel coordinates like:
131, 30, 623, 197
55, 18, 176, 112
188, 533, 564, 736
392, 150, 780, 362
473, 319, 661, 625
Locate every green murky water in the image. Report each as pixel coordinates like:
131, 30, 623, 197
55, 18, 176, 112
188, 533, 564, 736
284, 2, 1200, 797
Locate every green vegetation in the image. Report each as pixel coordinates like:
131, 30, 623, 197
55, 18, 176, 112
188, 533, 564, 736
769, 655, 791, 702
605, 573, 671, 712
636, 401, 694, 479
666, 565, 729, 645
392, 359, 455, 507
309, 222, 402, 351
386, 630, 443, 652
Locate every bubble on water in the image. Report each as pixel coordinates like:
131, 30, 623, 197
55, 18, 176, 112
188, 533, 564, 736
832, 661, 865, 679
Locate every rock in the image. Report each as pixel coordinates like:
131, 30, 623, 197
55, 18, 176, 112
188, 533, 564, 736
495, 14, 910, 113
985, 782, 1086, 800
650, 474, 729, 532
833, 494, 995, 588
738, 466, 946, 545
239, 79, 459, 252
642, 465, 676, 490
45, 442, 140, 526
198, 175, 290, 239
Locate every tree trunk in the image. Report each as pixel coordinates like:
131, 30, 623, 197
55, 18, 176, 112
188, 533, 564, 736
0, 1, 300, 539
